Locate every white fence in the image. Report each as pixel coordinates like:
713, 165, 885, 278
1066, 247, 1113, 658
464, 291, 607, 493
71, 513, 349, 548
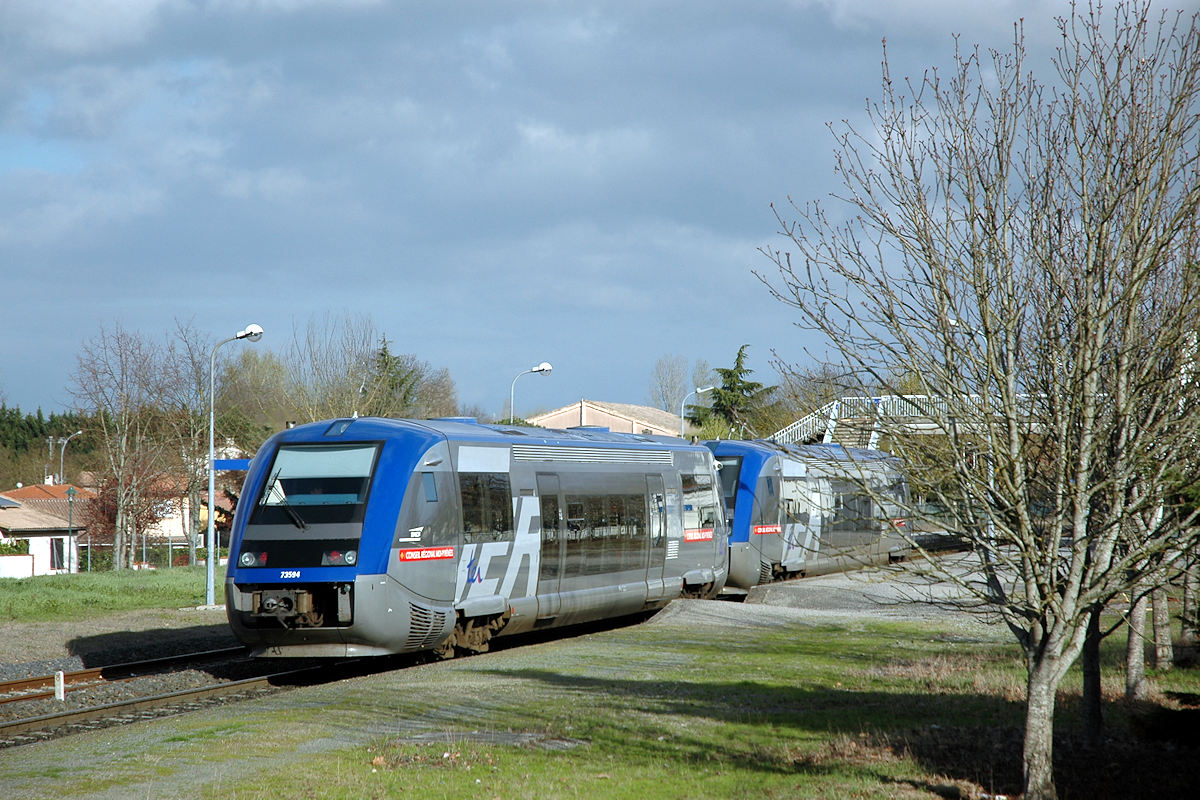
770, 394, 1004, 446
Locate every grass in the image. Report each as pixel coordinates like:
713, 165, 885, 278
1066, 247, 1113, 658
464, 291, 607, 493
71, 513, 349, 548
0, 565, 223, 621
201, 616, 1196, 800
3, 571, 1198, 798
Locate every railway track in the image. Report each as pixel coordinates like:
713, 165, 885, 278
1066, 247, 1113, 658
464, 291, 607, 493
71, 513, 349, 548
0, 646, 249, 705
0, 670, 287, 746
0, 647, 381, 749
0, 616, 650, 749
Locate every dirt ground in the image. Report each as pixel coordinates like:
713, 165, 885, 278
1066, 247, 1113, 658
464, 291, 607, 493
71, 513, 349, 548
0, 606, 239, 676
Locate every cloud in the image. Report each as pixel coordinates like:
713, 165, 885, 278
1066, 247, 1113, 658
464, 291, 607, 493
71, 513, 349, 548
8, 0, 1180, 416
2, 0, 168, 55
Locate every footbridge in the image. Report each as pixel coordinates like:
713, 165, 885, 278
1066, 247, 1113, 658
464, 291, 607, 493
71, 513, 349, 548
769, 395, 955, 448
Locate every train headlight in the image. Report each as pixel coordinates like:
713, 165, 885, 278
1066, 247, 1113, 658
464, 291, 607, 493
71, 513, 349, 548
239, 551, 264, 567
322, 549, 358, 566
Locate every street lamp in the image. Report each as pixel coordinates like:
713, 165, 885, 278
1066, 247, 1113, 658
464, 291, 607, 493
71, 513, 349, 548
66, 486, 78, 572
58, 430, 83, 486
509, 362, 552, 424
680, 386, 715, 438
207, 323, 264, 607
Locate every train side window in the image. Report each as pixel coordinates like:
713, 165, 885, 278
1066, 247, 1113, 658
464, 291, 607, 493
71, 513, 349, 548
559, 471, 651, 577
460, 472, 514, 543
782, 478, 810, 525
682, 473, 718, 530
422, 472, 438, 502
829, 479, 871, 531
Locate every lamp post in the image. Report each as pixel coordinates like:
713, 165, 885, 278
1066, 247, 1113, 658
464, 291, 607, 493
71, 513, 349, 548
66, 485, 77, 572
680, 386, 715, 438
58, 430, 83, 486
509, 362, 552, 424
207, 323, 264, 607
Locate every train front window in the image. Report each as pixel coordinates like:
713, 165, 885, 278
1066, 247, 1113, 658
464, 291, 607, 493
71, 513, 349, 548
249, 443, 379, 527
716, 456, 742, 511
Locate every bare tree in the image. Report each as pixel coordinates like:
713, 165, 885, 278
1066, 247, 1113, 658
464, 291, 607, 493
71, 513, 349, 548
1183, 556, 1200, 654
274, 313, 458, 424
648, 354, 689, 412
221, 348, 290, 440
413, 365, 459, 419
758, 4, 1200, 798
281, 312, 380, 422
156, 319, 214, 566
1152, 581, 1173, 670
691, 359, 716, 396
70, 324, 171, 570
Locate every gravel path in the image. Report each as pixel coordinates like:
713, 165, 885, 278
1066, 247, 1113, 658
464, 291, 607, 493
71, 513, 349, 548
0, 606, 238, 680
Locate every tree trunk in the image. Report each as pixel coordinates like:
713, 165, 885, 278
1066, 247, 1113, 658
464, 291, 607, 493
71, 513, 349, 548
187, 484, 201, 565
1024, 664, 1059, 800
1183, 555, 1200, 654
1126, 581, 1148, 701
1152, 584, 1173, 670
113, 506, 127, 571
1082, 606, 1103, 742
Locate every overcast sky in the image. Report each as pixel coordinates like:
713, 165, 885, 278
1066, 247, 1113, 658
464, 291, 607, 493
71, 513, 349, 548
2, 1, 1191, 420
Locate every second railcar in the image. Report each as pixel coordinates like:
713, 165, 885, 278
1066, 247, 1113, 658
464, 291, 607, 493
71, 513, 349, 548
225, 417, 728, 658
706, 440, 909, 590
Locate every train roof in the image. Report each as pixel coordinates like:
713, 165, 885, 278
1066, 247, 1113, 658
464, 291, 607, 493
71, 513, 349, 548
705, 438, 900, 464
279, 416, 706, 452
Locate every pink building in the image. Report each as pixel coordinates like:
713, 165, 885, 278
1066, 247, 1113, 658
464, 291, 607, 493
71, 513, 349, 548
527, 399, 686, 438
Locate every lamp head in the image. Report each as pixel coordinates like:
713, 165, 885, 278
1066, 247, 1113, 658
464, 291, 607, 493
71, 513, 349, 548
238, 323, 264, 342
534, 361, 552, 375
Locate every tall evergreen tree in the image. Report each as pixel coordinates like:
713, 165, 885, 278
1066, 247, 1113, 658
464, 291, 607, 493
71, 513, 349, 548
686, 345, 776, 437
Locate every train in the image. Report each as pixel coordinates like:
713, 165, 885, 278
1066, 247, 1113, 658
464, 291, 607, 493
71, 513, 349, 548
224, 417, 728, 658
705, 439, 910, 591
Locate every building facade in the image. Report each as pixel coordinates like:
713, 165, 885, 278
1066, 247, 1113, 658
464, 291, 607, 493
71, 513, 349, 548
527, 399, 685, 438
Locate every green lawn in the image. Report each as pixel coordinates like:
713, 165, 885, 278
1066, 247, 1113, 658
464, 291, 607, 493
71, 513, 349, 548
0, 565, 221, 621
213, 615, 1198, 800
2, 570, 1197, 799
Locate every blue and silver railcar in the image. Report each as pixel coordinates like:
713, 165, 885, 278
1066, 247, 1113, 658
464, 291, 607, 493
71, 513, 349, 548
225, 417, 728, 658
705, 440, 909, 590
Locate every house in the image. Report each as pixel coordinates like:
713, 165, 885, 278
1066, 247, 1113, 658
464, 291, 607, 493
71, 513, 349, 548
527, 400, 686, 438
2, 482, 97, 520
0, 489, 89, 577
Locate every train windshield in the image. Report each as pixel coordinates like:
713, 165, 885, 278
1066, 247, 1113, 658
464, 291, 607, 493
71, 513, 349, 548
249, 443, 380, 526
716, 456, 742, 511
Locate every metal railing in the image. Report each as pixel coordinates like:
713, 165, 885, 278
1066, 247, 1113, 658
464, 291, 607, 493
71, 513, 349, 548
770, 394, 1002, 446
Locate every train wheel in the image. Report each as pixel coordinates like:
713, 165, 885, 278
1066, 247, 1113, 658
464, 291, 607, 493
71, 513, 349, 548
433, 610, 512, 659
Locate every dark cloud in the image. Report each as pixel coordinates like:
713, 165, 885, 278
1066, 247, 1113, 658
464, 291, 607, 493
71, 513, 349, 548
3, 0, 1177, 416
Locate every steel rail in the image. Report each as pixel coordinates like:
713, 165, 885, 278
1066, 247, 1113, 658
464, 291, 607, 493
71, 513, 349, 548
0, 658, 379, 746
0, 646, 249, 705
0, 671, 284, 740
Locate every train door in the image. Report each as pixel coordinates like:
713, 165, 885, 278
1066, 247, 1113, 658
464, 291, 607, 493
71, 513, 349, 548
780, 477, 815, 573
535, 473, 563, 619
826, 477, 873, 571
806, 476, 840, 575
645, 474, 668, 599
752, 473, 783, 583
